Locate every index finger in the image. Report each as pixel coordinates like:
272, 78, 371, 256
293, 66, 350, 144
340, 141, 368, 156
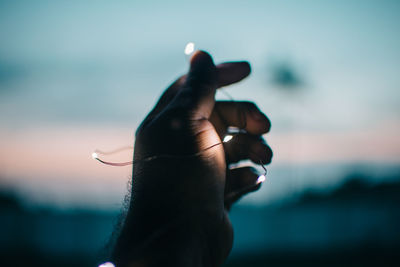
217, 61, 251, 88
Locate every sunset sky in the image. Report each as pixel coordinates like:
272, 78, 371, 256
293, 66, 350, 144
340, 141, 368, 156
0, 0, 399, 209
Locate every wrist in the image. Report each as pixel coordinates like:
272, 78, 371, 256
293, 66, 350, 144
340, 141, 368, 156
112, 214, 212, 267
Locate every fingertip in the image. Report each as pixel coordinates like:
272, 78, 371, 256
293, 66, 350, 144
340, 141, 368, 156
250, 142, 273, 165
241, 61, 251, 76
190, 50, 215, 70
216, 61, 251, 88
241, 166, 260, 181
234, 61, 251, 81
264, 115, 271, 133
244, 103, 271, 134
252, 180, 263, 191
187, 50, 217, 86
227, 166, 259, 187
224, 166, 264, 205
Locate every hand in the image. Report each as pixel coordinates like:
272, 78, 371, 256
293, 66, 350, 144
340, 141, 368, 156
112, 51, 272, 266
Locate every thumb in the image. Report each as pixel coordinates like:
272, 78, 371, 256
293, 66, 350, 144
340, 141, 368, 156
175, 50, 218, 118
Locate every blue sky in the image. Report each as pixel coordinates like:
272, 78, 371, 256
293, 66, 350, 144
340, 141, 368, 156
0, 0, 399, 208
1, 0, 399, 129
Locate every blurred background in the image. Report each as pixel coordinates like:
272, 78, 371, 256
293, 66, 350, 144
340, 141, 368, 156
1, 0, 399, 266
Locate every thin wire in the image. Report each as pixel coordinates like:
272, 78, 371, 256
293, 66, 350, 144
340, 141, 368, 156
93, 142, 224, 167
94, 146, 133, 156
260, 160, 267, 174
93, 157, 133, 167
224, 167, 267, 203
93, 90, 266, 173
220, 88, 234, 101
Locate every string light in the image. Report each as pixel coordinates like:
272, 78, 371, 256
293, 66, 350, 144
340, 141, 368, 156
94, 146, 133, 155
91, 43, 268, 186
92, 142, 223, 166
98, 262, 115, 267
92, 147, 133, 166
91, 134, 267, 183
257, 161, 268, 183
91, 127, 240, 165
223, 135, 233, 143
224, 161, 267, 203
92, 154, 133, 167
184, 42, 195, 55
257, 175, 266, 184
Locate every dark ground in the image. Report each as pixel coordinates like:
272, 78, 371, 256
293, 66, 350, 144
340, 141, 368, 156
1, 172, 400, 267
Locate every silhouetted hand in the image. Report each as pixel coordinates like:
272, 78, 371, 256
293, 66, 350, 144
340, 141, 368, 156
112, 51, 272, 267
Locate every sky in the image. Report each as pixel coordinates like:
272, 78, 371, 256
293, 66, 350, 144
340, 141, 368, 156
0, 0, 399, 209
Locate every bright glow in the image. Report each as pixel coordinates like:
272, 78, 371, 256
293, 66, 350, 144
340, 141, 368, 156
223, 135, 233, 143
257, 175, 266, 184
92, 152, 98, 159
184, 42, 195, 55
98, 262, 115, 267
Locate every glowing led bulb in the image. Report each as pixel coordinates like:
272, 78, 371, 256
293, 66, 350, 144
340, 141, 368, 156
92, 152, 98, 159
98, 262, 115, 267
184, 42, 195, 55
223, 135, 233, 143
257, 175, 266, 184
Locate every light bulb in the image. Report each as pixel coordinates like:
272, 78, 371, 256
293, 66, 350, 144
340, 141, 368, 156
256, 175, 266, 184
223, 135, 233, 143
184, 42, 195, 55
